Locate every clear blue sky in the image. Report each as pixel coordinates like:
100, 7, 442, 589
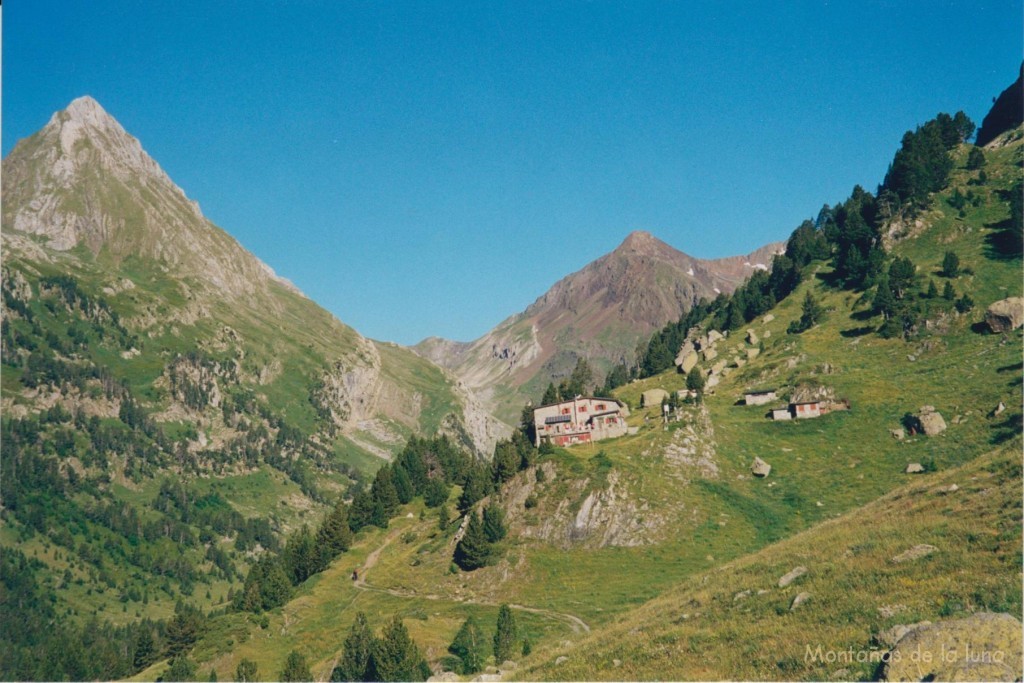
4, 1, 1021, 344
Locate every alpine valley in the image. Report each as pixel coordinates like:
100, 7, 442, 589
1, 66, 1021, 683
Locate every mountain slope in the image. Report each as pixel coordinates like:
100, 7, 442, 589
416, 230, 782, 424
0, 97, 501, 656
2, 95, 500, 457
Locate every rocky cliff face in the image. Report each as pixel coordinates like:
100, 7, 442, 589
417, 230, 783, 423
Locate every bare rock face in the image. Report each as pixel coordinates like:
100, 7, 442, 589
882, 613, 1023, 682
985, 297, 1024, 333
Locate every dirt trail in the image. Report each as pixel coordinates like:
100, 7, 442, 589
352, 527, 590, 634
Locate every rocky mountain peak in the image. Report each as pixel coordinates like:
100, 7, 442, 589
614, 230, 678, 259
39, 95, 178, 190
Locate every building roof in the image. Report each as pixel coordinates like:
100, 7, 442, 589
745, 389, 777, 396
533, 396, 625, 411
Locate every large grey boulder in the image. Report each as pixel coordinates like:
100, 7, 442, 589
678, 352, 699, 374
674, 341, 696, 367
882, 612, 1023, 682
751, 457, 772, 477
917, 407, 947, 436
984, 297, 1024, 333
746, 329, 759, 345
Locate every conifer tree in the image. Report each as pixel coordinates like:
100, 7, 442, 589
541, 383, 560, 405
368, 616, 429, 682
942, 280, 956, 301
235, 659, 258, 683
453, 512, 492, 571
163, 656, 197, 682
448, 616, 487, 674
942, 251, 960, 278
279, 651, 311, 682
482, 501, 507, 543
316, 501, 353, 562
331, 613, 374, 682
493, 605, 518, 664
392, 465, 414, 505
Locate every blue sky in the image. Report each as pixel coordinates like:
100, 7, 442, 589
3, 1, 1021, 344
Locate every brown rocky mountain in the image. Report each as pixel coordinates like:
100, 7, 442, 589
415, 230, 783, 424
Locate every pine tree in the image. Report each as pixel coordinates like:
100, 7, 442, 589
134, 627, 156, 670
370, 466, 400, 520
163, 656, 197, 682
457, 467, 491, 514
942, 281, 956, 301
448, 616, 487, 674
331, 612, 374, 682
392, 465, 414, 505
491, 441, 519, 485
872, 273, 897, 319
368, 616, 429, 682
926, 279, 939, 299
493, 605, 518, 664
279, 651, 311, 682
453, 512, 492, 571
685, 366, 705, 400
482, 501, 507, 543
565, 357, 593, 397
316, 501, 353, 563
437, 504, 451, 531
541, 383, 560, 405
235, 659, 258, 683
941, 251, 960, 278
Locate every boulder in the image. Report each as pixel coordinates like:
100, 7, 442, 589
674, 341, 696, 367
554, 656, 569, 666
745, 347, 760, 360
890, 428, 905, 440
678, 351, 699, 374
875, 621, 932, 649
790, 592, 811, 610
882, 613, 1023, 682
891, 544, 937, 563
762, 314, 775, 324
711, 360, 727, 375
705, 374, 720, 388
751, 457, 771, 477
917, 407, 947, 436
991, 401, 1006, 417
763, 329, 771, 339
641, 389, 669, 407
733, 589, 752, 602
778, 566, 807, 588
745, 329, 759, 345
702, 347, 718, 362
734, 358, 746, 368
708, 330, 724, 344
905, 463, 925, 474
984, 297, 1024, 333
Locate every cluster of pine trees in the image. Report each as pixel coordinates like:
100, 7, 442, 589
639, 110, 991, 375
330, 613, 431, 682
446, 605, 522, 675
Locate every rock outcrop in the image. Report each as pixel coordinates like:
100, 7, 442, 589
882, 612, 1023, 682
984, 297, 1024, 333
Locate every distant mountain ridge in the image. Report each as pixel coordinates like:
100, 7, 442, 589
416, 230, 783, 424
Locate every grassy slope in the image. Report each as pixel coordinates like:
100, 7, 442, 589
194, 135, 1024, 679
522, 443, 1021, 681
